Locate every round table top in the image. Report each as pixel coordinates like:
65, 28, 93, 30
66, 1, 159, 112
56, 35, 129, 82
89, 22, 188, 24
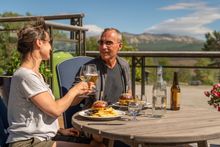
72, 105, 220, 144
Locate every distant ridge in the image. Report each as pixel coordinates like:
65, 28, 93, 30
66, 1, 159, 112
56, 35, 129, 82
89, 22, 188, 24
122, 32, 204, 51
87, 32, 205, 51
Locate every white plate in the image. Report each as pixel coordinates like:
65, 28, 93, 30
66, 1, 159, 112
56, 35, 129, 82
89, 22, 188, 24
112, 102, 128, 107
111, 102, 128, 109
112, 102, 152, 110
78, 109, 126, 121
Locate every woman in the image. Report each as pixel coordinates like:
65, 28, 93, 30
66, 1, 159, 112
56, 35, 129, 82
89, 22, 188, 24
6, 19, 103, 147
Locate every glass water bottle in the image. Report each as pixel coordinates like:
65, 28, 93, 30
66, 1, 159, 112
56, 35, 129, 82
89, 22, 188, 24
152, 66, 167, 117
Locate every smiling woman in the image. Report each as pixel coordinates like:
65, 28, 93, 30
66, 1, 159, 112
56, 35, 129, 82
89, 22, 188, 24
6, 18, 104, 147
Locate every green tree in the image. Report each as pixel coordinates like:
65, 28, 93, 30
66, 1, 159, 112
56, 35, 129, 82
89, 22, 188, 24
202, 31, 220, 51
85, 36, 98, 51
178, 68, 191, 83
52, 30, 72, 52
194, 58, 214, 85
121, 35, 136, 51
0, 12, 68, 78
0, 12, 21, 75
201, 30, 220, 84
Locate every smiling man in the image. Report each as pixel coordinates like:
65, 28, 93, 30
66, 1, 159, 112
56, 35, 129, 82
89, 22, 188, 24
73, 27, 132, 147
79, 28, 132, 105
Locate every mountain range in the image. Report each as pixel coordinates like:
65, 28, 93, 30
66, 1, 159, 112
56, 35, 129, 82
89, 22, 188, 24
122, 32, 204, 51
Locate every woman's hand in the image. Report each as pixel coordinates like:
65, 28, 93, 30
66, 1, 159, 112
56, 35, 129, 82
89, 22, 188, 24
58, 128, 80, 136
73, 81, 94, 96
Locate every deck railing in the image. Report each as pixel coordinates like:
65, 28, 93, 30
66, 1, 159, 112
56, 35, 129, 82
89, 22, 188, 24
86, 51, 220, 96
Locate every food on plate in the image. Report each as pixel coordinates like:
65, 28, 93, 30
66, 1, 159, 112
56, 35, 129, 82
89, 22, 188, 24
90, 107, 118, 117
91, 100, 108, 110
87, 100, 118, 117
119, 93, 134, 106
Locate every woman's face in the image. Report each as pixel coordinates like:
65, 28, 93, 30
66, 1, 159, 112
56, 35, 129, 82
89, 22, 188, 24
39, 32, 52, 60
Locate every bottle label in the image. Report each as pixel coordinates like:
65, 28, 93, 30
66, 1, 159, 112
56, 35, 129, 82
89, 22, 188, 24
175, 92, 180, 107
171, 91, 180, 110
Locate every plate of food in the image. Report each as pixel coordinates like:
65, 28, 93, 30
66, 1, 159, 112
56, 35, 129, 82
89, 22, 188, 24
112, 101, 150, 110
111, 93, 134, 110
112, 93, 151, 110
78, 100, 126, 120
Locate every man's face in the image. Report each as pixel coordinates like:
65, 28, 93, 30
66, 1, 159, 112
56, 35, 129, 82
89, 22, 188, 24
98, 30, 122, 63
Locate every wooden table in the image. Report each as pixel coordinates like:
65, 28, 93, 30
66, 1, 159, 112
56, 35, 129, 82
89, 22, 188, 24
72, 105, 220, 147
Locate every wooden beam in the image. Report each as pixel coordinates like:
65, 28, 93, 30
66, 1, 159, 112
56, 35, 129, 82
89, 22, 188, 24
0, 13, 85, 22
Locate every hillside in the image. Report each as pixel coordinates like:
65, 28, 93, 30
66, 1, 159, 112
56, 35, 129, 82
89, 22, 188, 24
87, 32, 205, 51
122, 32, 204, 51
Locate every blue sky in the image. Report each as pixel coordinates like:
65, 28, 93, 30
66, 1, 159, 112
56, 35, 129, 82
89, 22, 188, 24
1, 0, 220, 40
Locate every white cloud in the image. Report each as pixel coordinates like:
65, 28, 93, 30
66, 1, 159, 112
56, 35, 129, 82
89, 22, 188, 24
145, 2, 220, 39
84, 24, 103, 37
160, 2, 206, 10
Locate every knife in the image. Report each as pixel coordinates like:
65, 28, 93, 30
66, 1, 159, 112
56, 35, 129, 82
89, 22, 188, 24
87, 123, 125, 125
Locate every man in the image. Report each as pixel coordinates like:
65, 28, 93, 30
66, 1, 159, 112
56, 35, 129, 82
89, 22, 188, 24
74, 28, 132, 107
72, 28, 132, 147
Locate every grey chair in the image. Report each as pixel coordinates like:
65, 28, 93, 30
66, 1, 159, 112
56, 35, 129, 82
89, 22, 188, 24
56, 56, 94, 128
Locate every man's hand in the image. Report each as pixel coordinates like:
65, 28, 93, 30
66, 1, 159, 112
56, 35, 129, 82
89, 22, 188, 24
58, 128, 80, 136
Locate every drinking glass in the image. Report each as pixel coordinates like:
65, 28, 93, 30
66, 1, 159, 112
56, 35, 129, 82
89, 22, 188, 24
79, 65, 88, 82
80, 64, 98, 92
128, 101, 142, 121
135, 95, 149, 116
134, 95, 145, 108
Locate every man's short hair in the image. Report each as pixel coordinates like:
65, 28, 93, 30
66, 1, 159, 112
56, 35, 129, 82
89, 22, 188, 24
101, 28, 122, 42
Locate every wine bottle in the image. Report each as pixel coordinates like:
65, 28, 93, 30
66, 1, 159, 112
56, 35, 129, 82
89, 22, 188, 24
170, 72, 180, 110
152, 66, 167, 117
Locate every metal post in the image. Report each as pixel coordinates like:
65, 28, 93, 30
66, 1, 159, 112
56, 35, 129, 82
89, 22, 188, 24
145, 71, 149, 85
219, 69, 220, 83
82, 31, 86, 56
49, 26, 53, 91
132, 57, 136, 96
141, 57, 145, 99
70, 18, 80, 55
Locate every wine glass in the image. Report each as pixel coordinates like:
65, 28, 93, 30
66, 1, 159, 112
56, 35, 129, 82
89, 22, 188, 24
80, 65, 88, 82
136, 94, 151, 117
80, 64, 98, 91
128, 101, 142, 121
135, 95, 147, 108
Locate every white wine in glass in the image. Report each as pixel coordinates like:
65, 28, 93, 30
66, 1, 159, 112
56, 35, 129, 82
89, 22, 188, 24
79, 65, 90, 82
80, 64, 98, 92
85, 73, 98, 83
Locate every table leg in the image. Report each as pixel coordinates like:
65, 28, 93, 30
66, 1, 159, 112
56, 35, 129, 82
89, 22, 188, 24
197, 141, 208, 147
107, 140, 114, 147
131, 142, 139, 147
